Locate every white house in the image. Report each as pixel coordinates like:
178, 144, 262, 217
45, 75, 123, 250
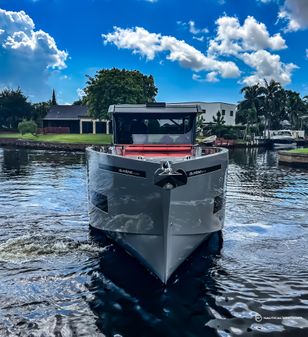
171, 102, 237, 126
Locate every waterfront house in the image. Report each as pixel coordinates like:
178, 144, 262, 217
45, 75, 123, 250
43, 105, 111, 134
169, 102, 237, 126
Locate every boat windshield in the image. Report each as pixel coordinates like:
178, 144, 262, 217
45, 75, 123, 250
114, 113, 195, 145
277, 131, 292, 136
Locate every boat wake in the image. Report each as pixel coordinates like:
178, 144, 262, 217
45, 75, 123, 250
0, 234, 106, 263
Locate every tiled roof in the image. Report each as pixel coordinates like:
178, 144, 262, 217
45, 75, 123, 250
44, 105, 88, 120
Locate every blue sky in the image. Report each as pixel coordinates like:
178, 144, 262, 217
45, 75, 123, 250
0, 0, 307, 104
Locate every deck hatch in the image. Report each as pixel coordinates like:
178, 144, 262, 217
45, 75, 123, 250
91, 191, 108, 213
99, 163, 146, 178
187, 164, 221, 177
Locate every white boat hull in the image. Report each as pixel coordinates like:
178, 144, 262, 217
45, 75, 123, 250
273, 142, 297, 150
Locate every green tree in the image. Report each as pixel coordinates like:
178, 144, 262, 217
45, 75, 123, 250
0, 88, 33, 129
212, 111, 226, 137
73, 99, 84, 105
285, 90, 306, 129
51, 89, 57, 105
31, 102, 50, 126
237, 84, 263, 125
259, 79, 286, 131
213, 111, 225, 126
196, 113, 205, 135
18, 119, 38, 135
241, 108, 258, 139
83, 68, 158, 120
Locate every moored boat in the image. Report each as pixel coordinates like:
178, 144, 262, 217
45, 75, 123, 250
203, 135, 217, 146
267, 130, 297, 149
86, 103, 228, 283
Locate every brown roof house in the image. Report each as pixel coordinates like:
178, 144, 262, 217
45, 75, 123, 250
43, 105, 111, 134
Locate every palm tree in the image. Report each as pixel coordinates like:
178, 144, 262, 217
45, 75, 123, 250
212, 111, 225, 137
196, 113, 205, 136
242, 108, 258, 140
213, 111, 225, 126
259, 79, 286, 134
285, 90, 306, 129
239, 84, 263, 112
237, 84, 263, 139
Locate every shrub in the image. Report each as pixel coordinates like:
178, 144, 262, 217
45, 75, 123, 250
18, 119, 38, 135
203, 125, 244, 139
223, 129, 238, 139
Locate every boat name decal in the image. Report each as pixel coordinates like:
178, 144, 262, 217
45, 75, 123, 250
99, 163, 146, 178
187, 164, 221, 177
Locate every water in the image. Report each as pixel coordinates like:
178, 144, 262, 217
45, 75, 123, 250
0, 147, 307, 337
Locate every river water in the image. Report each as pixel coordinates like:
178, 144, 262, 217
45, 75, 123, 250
0, 147, 307, 337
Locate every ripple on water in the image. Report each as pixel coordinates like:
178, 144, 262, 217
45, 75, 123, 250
0, 147, 307, 337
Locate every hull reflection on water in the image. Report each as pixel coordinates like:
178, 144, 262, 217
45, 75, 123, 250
88, 228, 224, 337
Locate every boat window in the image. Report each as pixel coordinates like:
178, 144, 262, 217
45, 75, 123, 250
114, 113, 195, 144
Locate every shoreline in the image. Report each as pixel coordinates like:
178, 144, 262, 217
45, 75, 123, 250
0, 137, 307, 152
0, 137, 266, 151
0, 138, 91, 152
278, 150, 308, 167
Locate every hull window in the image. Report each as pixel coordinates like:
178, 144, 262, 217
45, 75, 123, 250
91, 191, 108, 213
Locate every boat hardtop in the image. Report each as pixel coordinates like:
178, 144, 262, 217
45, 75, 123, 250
108, 102, 201, 159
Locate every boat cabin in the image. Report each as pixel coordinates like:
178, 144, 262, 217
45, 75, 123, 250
109, 103, 200, 157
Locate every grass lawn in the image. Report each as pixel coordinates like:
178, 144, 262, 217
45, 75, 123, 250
0, 133, 112, 144
289, 148, 308, 154
234, 139, 246, 144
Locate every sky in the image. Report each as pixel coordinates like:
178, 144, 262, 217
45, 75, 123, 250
0, 0, 307, 104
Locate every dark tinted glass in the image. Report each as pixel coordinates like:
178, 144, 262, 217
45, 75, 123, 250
114, 113, 195, 144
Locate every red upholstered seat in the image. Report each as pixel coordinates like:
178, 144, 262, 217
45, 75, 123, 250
116, 145, 193, 157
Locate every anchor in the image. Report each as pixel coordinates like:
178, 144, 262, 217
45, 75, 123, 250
154, 161, 187, 190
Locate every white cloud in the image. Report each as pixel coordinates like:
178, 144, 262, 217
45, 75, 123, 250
209, 15, 287, 56
278, 9, 300, 31
278, 0, 308, 31
103, 16, 297, 87
206, 71, 220, 82
177, 20, 208, 38
241, 50, 298, 85
192, 74, 205, 82
306, 48, 308, 58
103, 26, 161, 60
77, 88, 85, 99
103, 26, 240, 80
0, 8, 68, 99
193, 36, 205, 42
192, 72, 219, 82
207, 15, 296, 85
189, 20, 208, 35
